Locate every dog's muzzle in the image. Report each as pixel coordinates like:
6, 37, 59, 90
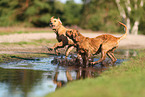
49, 22, 53, 27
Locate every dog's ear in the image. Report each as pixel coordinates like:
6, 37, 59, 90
72, 30, 78, 41
58, 17, 62, 24
51, 16, 54, 20
74, 30, 80, 42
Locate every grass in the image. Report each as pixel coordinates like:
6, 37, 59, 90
45, 49, 145, 97
0, 27, 54, 35
0, 30, 54, 35
0, 38, 57, 46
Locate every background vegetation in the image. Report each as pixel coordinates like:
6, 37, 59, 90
0, 0, 144, 34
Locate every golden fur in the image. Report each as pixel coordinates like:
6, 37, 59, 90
48, 16, 75, 58
66, 22, 127, 65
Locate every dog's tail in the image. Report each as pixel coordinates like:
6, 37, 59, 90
118, 22, 128, 41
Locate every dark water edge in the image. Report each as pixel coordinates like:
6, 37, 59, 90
0, 49, 137, 97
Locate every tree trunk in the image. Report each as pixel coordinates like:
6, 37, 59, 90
131, 0, 144, 35
126, 18, 131, 34
115, 0, 144, 35
131, 20, 139, 35
115, 0, 130, 34
115, 0, 126, 19
125, 0, 131, 34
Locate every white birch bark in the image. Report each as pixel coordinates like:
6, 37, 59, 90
131, 20, 139, 35
131, 0, 144, 35
116, 0, 130, 34
125, 0, 131, 34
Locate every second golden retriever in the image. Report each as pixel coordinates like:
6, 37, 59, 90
66, 22, 127, 66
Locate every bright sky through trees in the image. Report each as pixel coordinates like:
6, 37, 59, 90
60, 0, 82, 3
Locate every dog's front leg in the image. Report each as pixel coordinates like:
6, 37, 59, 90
82, 54, 89, 67
48, 42, 64, 55
65, 45, 74, 58
81, 52, 90, 67
76, 53, 83, 66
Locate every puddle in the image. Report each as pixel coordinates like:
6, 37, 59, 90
0, 49, 137, 97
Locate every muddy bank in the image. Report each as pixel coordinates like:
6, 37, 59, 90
0, 47, 136, 65
0, 47, 74, 63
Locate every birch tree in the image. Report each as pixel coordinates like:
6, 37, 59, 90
115, 0, 144, 35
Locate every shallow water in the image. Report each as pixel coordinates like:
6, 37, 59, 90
0, 49, 137, 97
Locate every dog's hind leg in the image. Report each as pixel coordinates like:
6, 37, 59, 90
109, 52, 117, 63
65, 45, 74, 58
107, 47, 117, 64
107, 52, 117, 64
107, 52, 114, 61
76, 53, 83, 66
90, 50, 107, 65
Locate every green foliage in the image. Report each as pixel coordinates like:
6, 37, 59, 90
0, 0, 144, 34
62, 0, 82, 25
0, 0, 18, 26
139, 2, 145, 35
0, 0, 58, 27
116, 0, 145, 34
80, 0, 121, 32
25, 6, 38, 15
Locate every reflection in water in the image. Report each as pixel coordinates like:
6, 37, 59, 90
0, 49, 137, 97
114, 49, 137, 58
0, 68, 56, 97
53, 66, 101, 89
0, 57, 105, 97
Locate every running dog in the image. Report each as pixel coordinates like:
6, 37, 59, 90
48, 16, 75, 58
66, 22, 127, 66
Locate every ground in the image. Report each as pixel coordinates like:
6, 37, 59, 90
0, 32, 145, 54
0, 28, 145, 63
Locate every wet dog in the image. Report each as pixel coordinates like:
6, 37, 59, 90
48, 16, 75, 58
66, 22, 127, 66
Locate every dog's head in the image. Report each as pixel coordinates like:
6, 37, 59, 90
66, 29, 80, 43
49, 16, 62, 30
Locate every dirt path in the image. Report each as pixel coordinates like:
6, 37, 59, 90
0, 32, 145, 48
0, 32, 55, 43
0, 32, 145, 54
